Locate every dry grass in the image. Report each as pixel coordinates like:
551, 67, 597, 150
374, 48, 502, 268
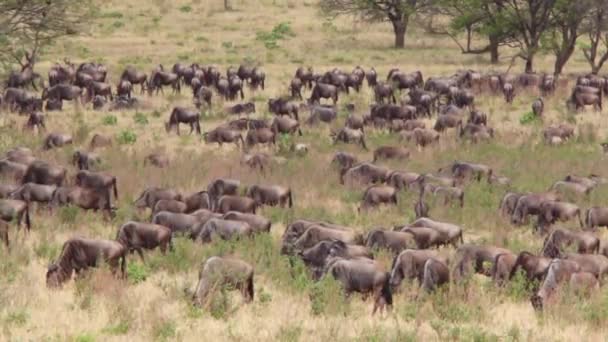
2, 0, 608, 341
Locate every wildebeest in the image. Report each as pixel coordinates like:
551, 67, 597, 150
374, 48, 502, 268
46, 237, 127, 287
165, 107, 201, 135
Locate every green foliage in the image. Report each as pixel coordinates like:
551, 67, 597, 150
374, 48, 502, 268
276, 133, 294, 156
102, 321, 130, 336
275, 325, 302, 342
309, 276, 349, 316
152, 320, 176, 341
59, 205, 80, 224
4, 309, 28, 327
179, 5, 192, 13
256, 22, 295, 49
117, 130, 137, 145
73, 333, 96, 342
126, 262, 149, 284
134, 112, 149, 125
506, 269, 538, 301
519, 111, 540, 125
209, 288, 231, 319
102, 115, 118, 126
112, 21, 124, 28
100, 11, 123, 19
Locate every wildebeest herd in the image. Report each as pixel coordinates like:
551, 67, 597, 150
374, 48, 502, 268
2, 59, 608, 314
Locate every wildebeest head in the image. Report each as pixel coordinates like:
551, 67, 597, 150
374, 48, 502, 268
46, 263, 62, 288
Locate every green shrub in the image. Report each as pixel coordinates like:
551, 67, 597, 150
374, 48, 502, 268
103, 321, 130, 336
102, 115, 118, 126
100, 11, 123, 19
256, 22, 295, 49
209, 288, 231, 319
112, 21, 124, 28
117, 130, 137, 145
275, 325, 302, 342
134, 112, 149, 125
152, 320, 176, 341
59, 205, 80, 224
179, 5, 192, 13
519, 111, 539, 125
127, 262, 149, 284
309, 276, 349, 316
4, 309, 28, 327
74, 333, 96, 342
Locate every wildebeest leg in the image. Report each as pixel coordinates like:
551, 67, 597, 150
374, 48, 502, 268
137, 248, 145, 262
0, 226, 8, 249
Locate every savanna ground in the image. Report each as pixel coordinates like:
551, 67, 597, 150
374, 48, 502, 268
2, 0, 608, 341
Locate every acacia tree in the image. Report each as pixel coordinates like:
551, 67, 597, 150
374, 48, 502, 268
421, 0, 511, 64
582, 0, 608, 74
546, 0, 591, 76
319, 0, 429, 48
0, 0, 93, 70
500, 0, 557, 73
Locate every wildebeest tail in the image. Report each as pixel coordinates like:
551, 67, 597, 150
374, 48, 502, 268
382, 273, 393, 306
112, 177, 119, 200
288, 190, 293, 208
246, 274, 254, 302
24, 202, 31, 231
584, 208, 592, 229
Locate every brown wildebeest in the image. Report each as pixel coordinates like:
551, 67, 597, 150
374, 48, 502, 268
46, 237, 127, 287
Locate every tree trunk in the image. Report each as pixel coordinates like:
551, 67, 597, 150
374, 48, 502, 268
525, 54, 534, 73
489, 35, 499, 64
592, 65, 600, 75
224, 0, 231, 10
392, 19, 407, 49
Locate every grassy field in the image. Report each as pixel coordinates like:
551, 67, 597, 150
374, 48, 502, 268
2, 0, 608, 341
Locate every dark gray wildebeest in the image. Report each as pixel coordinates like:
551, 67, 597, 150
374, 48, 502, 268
120, 67, 148, 93
165, 107, 201, 135
24, 111, 46, 132
340, 162, 391, 186
148, 71, 180, 95
116, 221, 172, 261
452, 244, 512, 281
22, 160, 67, 186
324, 257, 392, 315
359, 185, 398, 211
42, 84, 83, 104
308, 83, 339, 105
75, 170, 118, 201
268, 98, 299, 121
42, 133, 73, 150
50, 186, 115, 218
9, 183, 56, 208
207, 178, 241, 211
331, 127, 367, 150
46, 237, 127, 287
372, 146, 410, 162
389, 249, 449, 290
222, 211, 271, 234
245, 184, 293, 208
72, 151, 101, 171
144, 153, 170, 168
190, 256, 254, 307
194, 218, 253, 243
530, 259, 598, 311
271, 116, 302, 136
0, 199, 31, 231
203, 126, 245, 148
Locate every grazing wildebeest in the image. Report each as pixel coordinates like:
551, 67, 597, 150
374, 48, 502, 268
165, 107, 201, 135
46, 237, 127, 287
